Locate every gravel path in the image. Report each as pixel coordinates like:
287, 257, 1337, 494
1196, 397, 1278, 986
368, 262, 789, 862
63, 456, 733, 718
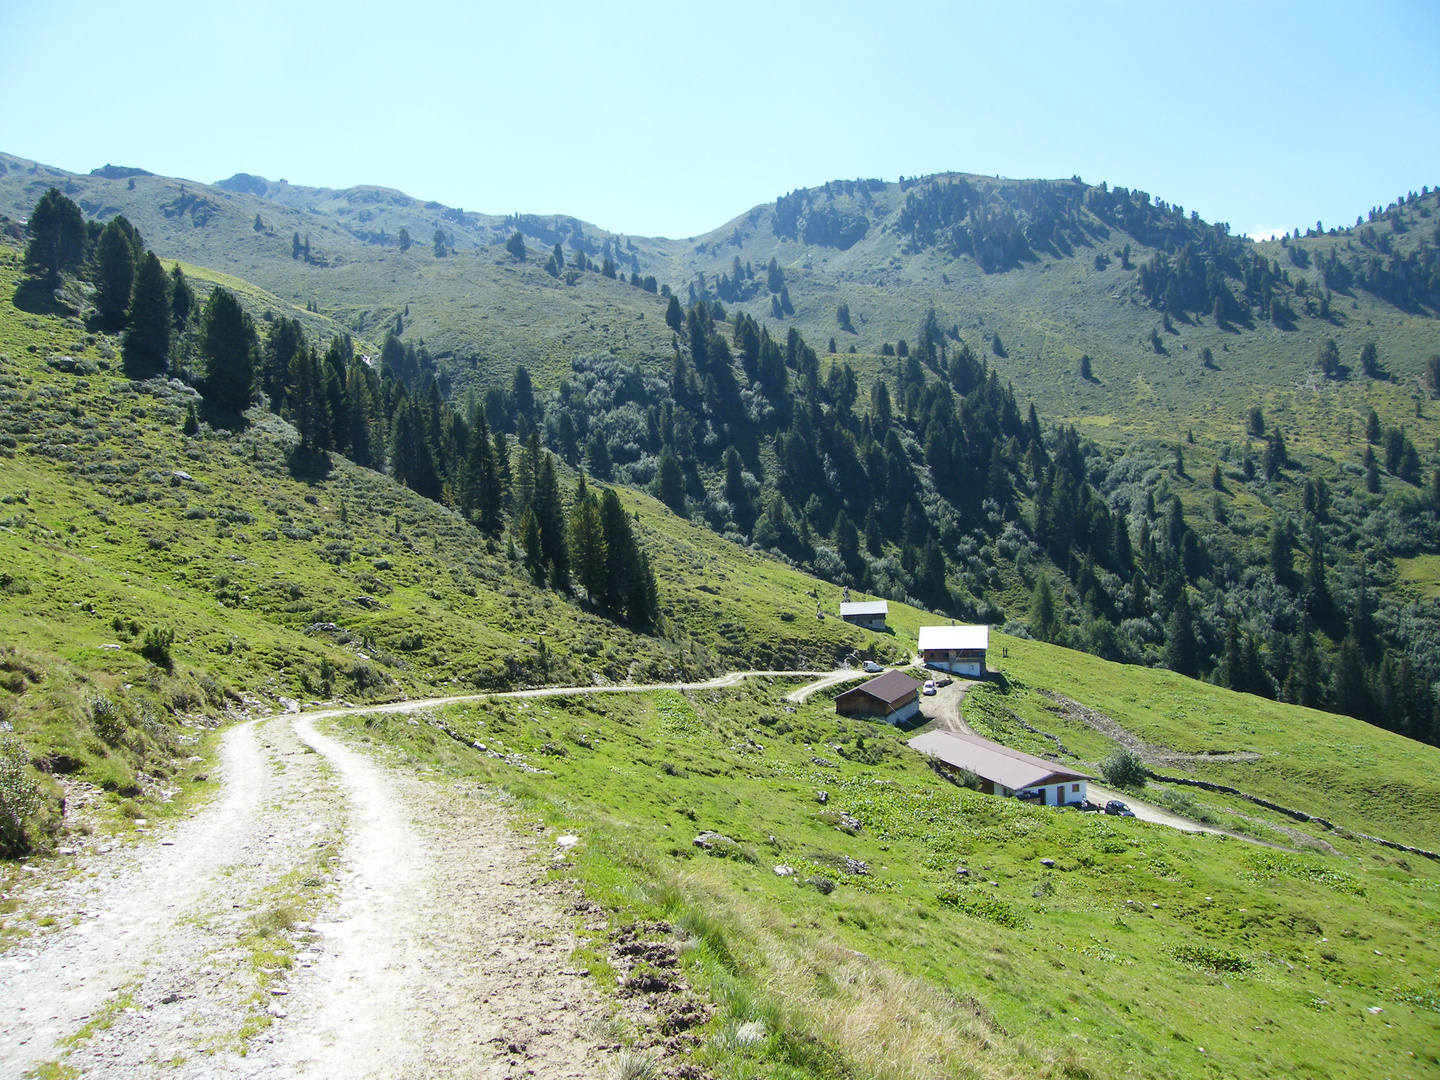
1, 709, 617, 1078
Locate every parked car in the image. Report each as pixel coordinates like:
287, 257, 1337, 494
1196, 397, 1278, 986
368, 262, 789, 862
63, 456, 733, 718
935, 675, 953, 687
862, 660, 884, 673
922, 680, 937, 696
1079, 800, 1102, 812
1104, 800, 1135, 817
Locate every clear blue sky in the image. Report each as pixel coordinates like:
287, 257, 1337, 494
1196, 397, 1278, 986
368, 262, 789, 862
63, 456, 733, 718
3, 1, 1437, 240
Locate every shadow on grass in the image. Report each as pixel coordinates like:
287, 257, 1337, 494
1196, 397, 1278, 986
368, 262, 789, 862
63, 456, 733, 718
286, 447, 333, 482
12, 276, 71, 317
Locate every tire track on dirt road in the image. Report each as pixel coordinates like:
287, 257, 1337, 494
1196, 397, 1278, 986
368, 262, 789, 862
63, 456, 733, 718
0, 719, 275, 1076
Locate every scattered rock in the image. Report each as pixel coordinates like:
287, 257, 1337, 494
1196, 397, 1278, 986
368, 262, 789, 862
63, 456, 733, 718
835, 812, 862, 835
556, 835, 579, 848
810, 757, 837, 769
955, 866, 971, 877
806, 875, 836, 895
815, 790, 828, 804
692, 831, 734, 850
1041, 858, 1055, 868
773, 864, 795, 877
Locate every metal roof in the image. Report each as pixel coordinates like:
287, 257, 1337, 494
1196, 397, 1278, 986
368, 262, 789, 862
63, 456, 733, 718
840, 601, 889, 617
907, 729, 1093, 791
837, 669, 923, 707
917, 625, 990, 651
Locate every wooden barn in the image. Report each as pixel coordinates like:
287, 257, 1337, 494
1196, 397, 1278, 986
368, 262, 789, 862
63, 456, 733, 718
839, 600, 888, 630
835, 670, 923, 725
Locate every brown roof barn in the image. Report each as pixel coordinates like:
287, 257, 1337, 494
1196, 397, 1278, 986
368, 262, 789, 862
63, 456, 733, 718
835, 670, 923, 725
908, 729, 1094, 807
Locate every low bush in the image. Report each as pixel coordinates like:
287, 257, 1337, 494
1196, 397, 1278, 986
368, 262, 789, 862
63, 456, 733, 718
0, 733, 46, 857
1100, 747, 1147, 789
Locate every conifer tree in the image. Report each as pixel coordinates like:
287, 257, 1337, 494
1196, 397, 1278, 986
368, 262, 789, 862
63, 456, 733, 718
398, 227, 412, 251
655, 446, 686, 514
665, 295, 683, 333
199, 288, 257, 412
170, 264, 195, 329
287, 346, 331, 455
24, 188, 85, 285
1030, 577, 1056, 641
388, 396, 441, 501
122, 252, 173, 378
263, 317, 305, 410
569, 475, 607, 602
585, 433, 612, 481
92, 216, 138, 329
1163, 595, 1200, 677
492, 430, 512, 510
534, 453, 569, 587
345, 357, 381, 469
506, 231, 526, 260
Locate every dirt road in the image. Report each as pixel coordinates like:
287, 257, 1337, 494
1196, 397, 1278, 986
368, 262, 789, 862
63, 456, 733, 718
1, 668, 859, 1077
1, 711, 615, 1078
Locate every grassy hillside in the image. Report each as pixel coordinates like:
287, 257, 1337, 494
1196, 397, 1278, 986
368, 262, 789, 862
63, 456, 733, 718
336, 671, 1440, 1080
3, 154, 1435, 451
4, 211, 1440, 1077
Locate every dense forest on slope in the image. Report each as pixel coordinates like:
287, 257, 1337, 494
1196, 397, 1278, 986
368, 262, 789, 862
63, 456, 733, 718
10, 179, 1440, 754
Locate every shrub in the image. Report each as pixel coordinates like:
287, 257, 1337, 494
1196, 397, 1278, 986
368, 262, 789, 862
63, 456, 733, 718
140, 626, 175, 671
1100, 747, 1147, 789
90, 693, 128, 743
0, 733, 46, 857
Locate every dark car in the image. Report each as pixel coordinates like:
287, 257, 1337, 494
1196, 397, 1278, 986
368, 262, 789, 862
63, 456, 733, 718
1079, 800, 1102, 812
935, 676, 953, 687
1104, 800, 1135, 817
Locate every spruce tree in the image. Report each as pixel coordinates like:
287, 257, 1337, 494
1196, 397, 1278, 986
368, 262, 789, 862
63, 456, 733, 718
263, 317, 305, 410
345, 357, 380, 469
388, 396, 441, 501
655, 447, 686, 514
92, 217, 138, 329
199, 288, 257, 412
569, 476, 607, 602
121, 252, 173, 377
170, 264, 195, 329
24, 188, 85, 285
1163, 596, 1200, 677
534, 454, 569, 588
287, 346, 330, 454
665, 295, 683, 333
506, 231, 526, 260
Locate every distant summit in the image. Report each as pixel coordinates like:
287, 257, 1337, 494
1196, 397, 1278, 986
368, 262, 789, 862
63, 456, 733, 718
90, 164, 151, 180
214, 173, 273, 198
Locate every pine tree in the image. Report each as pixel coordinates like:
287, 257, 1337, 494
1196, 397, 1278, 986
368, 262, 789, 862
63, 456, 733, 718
345, 357, 380, 469
1163, 595, 1200, 677
292, 232, 302, 259
388, 396, 441, 501
182, 402, 199, 436
121, 252, 172, 377
91, 216, 138, 329
433, 229, 448, 258
24, 188, 85, 285
198, 288, 257, 412
534, 454, 569, 588
665, 295, 683, 333
263, 317, 305, 410
506, 231, 526, 260
569, 475, 607, 602
287, 346, 330, 454
1334, 634, 1372, 721
655, 447, 685, 514
585, 433, 612, 481
170, 265, 195, 329
398, 227, 412, 252
1030, 577, 1056, 641
492, 430, 512, 510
